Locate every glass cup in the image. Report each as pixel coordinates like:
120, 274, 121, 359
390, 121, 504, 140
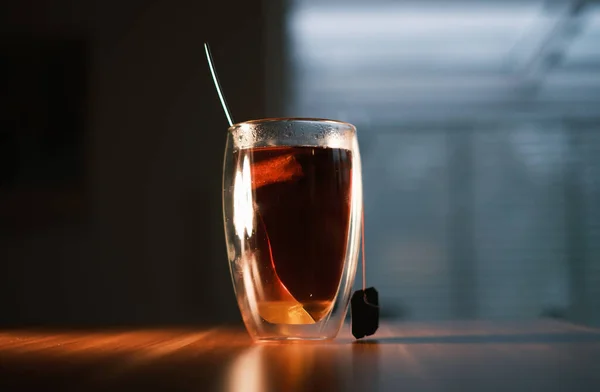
223, 118, 363, 341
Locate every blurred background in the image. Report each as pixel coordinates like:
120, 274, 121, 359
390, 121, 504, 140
1, 0, 598, 328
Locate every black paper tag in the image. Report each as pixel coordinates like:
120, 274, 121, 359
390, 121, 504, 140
351, 287, 379, 339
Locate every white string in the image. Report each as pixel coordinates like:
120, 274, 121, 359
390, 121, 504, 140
361, 207, 366, 291
204, 43, 234, 127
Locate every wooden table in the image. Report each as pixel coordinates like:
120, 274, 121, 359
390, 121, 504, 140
1, 320, 599, 391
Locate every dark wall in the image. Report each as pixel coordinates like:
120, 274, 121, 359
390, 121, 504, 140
0, 0, 267, 326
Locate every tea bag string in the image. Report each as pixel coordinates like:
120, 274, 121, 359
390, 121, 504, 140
361, 206, 379, 308
205, 41, 376, 310
361, 208, 366, 291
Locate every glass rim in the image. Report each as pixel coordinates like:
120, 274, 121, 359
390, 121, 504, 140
228, 117, 356, 133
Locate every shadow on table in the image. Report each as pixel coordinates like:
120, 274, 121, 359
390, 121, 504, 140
352, 331, 600, 345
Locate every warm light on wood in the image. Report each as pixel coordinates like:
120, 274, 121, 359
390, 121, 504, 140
1, 321, 599, 391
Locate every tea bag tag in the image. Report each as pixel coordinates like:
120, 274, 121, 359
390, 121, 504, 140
351, 287, 379, 339
351, 209, 379, 339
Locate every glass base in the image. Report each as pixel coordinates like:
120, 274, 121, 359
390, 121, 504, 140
242, 313, 346, 342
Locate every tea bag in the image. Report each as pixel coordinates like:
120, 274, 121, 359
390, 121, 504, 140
251, 207, 315, 325
248, 154, 315, 324
351, 287, 379, 339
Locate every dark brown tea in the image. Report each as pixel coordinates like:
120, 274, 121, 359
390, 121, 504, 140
233, 146, 353, 324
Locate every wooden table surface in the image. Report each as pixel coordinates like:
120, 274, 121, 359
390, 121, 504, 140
1, 320, 599, 391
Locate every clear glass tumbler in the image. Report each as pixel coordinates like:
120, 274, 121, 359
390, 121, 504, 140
223, 118, 362, 341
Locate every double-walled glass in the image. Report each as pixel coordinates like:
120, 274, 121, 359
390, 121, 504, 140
223, 118, 362, 341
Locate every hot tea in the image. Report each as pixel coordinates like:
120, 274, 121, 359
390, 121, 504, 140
233, 146, 353, 324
